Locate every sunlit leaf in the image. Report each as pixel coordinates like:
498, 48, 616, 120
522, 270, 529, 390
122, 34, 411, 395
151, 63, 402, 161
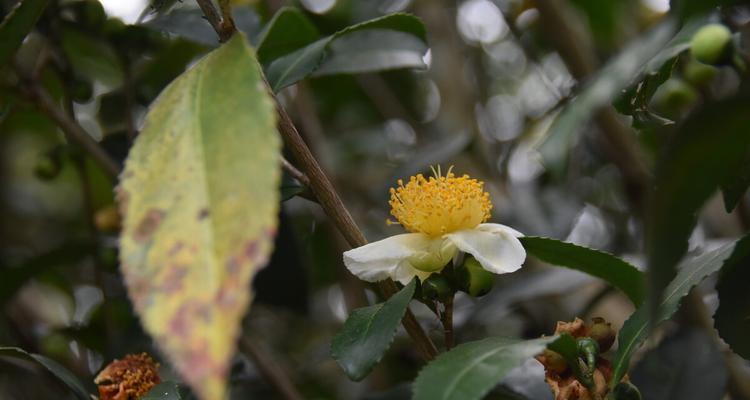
611, 238, 746, 386
412, 336, 557, 400
117, 33, 280, 400
331, 279, 416, 381
520, 236, 645, 306
0, 347, 90, 400
0, 0, 49, 66
646, 94, 750, 318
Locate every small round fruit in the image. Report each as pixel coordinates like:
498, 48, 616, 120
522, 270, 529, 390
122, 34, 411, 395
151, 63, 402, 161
420, 274, 452, 301
683, 59, 718, 87
690, 24, 733, 65
456, 256, 494, 297
612, 381, 642, 400
652, 78, 698, 116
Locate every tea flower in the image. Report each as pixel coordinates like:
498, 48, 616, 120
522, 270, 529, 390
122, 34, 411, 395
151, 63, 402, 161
343, 168, 526, 285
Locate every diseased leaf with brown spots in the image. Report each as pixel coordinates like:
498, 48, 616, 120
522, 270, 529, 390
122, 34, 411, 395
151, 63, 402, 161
117, 33, 280, 400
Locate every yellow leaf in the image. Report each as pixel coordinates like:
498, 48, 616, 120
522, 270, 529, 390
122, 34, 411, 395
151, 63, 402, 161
117, 33, 279, 400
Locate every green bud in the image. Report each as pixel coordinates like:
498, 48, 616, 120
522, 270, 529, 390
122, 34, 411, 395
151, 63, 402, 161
588, 317, 616, 352
690, 24, 733, 65
683, 59, 718, 87
456, 256, 494, 297
612, 382, 642, 400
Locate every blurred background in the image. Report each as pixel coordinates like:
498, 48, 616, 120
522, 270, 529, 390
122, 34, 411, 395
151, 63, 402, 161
1, 0, 748, 398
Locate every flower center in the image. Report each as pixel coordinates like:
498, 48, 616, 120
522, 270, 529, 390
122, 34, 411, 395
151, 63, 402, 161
388, 167, 492, 237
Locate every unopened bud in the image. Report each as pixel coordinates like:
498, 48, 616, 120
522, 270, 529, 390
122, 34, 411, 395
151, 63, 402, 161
540, 349, 568, 374
420, 274, 452, 301
456, 256, 493, 297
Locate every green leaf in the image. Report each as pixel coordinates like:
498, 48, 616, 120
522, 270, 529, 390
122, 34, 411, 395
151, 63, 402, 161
0, 347, 90, 400
280, 172, 305, 201
520, 236, 645, 306
61, 27, 123, 87
630, 328, 727, 400
720, 148, 750, 212
714, 235, 750, 359
539, 20, 676, 170
646, 94, 750, 319
265, 13, 427, 92
117, 33, 280, 400
331, 279, 416, 381
143, 382, 182, 399
610, 238, 745, 386
313, 29, 427, 76
0, 0, 49, 66
255, 7, 319, 65
412, 336, 557, 400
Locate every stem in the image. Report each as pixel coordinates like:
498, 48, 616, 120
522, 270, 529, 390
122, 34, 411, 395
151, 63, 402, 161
195, 0, 233, 42
240, 337, 304, 400
440, 296, 455, 350
281, 156, 310, 187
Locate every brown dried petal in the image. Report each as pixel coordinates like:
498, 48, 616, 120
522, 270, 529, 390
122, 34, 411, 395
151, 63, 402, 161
95, 353, 161, 400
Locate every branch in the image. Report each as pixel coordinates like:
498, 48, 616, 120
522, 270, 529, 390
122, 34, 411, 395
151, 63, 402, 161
240, 337, 304, 400
16, 67, 121, 179
195, 0, 233, 42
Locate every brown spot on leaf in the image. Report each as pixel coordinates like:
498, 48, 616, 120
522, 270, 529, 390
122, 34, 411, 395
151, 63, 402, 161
168, 242, 185, 257
197, 208, 210, 220
134, 209, 165, 243
161, 265, 188, 294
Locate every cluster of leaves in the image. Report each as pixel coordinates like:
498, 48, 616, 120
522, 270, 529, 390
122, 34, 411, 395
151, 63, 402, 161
1, 0, 750, 400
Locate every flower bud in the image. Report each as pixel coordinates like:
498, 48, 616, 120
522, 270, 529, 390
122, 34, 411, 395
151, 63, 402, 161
420, 274, 452, 301
456, 256, 494, 297
588, 317, 616, 352
690, 24, 733, 65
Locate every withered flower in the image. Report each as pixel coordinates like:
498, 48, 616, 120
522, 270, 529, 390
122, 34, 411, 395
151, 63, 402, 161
95, 353, 161, 400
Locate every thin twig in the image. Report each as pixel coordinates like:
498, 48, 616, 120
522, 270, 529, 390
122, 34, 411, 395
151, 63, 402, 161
281, 156, 310, 187
15, 67, 121, 179
240, 337, 304, 400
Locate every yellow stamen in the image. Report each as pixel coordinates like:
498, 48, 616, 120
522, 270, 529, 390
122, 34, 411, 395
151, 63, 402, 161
388, 167, 492, 237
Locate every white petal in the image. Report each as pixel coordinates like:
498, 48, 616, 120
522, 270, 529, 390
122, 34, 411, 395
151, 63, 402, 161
444, 224, 526, 274
392, 262, 433, 286
342, 233, 433, 283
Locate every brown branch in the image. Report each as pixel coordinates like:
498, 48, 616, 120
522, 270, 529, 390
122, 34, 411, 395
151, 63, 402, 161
281, 156, 310, 187
440, 296, 455, 350
195, 0, 233, 42
15, 67, 121, 179
240, 337, 304, 400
